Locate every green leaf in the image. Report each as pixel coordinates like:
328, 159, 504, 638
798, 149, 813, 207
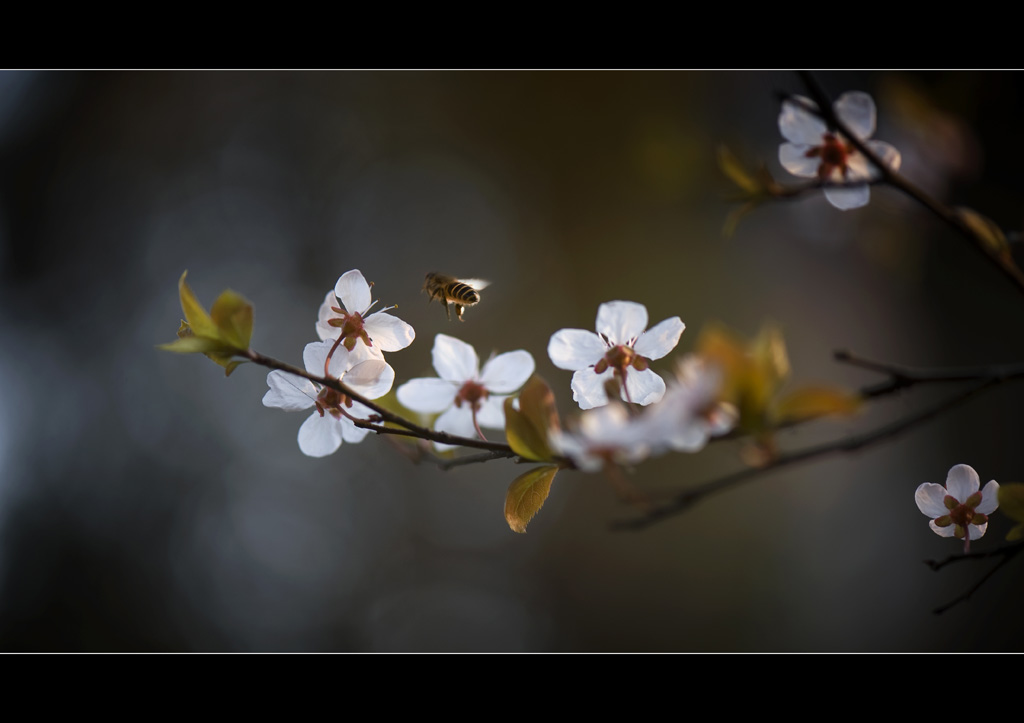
773, 386, 862, 424
718, 145, 762, 195
954, 207, 1011, 260
177, 271, 218, 338
504, 465, 559, 534
998, 483, 1024, 541
210, 289, 254, 350
158, 336, 236, 354
504, 376, 560, 461
505, 398, 552, 461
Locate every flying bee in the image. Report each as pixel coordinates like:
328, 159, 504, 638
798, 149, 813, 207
422, 273, 489, 321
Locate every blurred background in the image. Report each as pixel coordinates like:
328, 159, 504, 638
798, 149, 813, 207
1, 70, 1023, 651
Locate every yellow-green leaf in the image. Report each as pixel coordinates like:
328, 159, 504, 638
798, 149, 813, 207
158, 336, 235, 354
773, 386, 862, 424
177, 271, 217, 338
955, 207, 1011, 260
504, 465, 558, 534
998, 483, 1024, 541
718, 145, 762, 195
504, 397, 554, 461
210, 289, 254, 350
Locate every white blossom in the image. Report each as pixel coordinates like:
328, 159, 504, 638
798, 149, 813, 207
915, 464, 999, 549
550, 403, 652, 473
396, 334, 535, 451
548, 300, 684, 410
262, 340, 394, 457
316, 269, 415, 354
778, 91, 901, 210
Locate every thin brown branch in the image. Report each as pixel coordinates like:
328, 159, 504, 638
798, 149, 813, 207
245, 349, 512, 453
612, 379, 998, 531
835, 350, 1024, 398
790, 72, 1024, 299
926, 541, 1024, 615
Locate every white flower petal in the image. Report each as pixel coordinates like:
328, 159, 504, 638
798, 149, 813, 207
596, 301, 649, 344
263, 371, 317, 411
303, 339, 354, 379
480, 350, 535, 393
824, 184, 870, 210
976, 480, 1000, 515
433, 405, 477, 451
298, 413, 343, 457
571, 368, 613, 410
432, 334, 479, 383
634, 317, 685, 360
344, 359, 394, 399
915, 483, 950, 518
316, 290, 340, 342
844, 152, 872, 182
866, 140, 901, 174
622, 368, 666, 406
779, 96, 826, 145
548, 329, 607, 370
779, 143, 821, 178
476, 395, 507, 429
364, 312, 415, 352
335, 270, 372, 313
340, 416, 371, 444
946, 464, 980, 503
835, 91, 876, 141
967, 522, 989, 540
928, 520, 958, 538
396, 378, 457, 414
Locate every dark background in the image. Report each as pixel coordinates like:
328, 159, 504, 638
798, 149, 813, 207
1, 70, 1023, 651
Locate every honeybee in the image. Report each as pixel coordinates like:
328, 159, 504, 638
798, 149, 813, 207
422, 273, 489, 321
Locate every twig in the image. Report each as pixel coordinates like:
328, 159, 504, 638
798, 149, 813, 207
612, 379, 998, 531
245, 349, 512, 454
791, 72, 1024, 299
925, 541, 1024, 615
835, 350, 1024, 398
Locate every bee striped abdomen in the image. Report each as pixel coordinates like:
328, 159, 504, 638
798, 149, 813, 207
448, 282, 479, 304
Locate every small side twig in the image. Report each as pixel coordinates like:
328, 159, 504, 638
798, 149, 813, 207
792, 71, 1024, 300
925, 541, 1024, 615
613, 379, 998, 531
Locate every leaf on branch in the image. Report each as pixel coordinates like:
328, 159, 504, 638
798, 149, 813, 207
696, 322, 859, 462
954, 207, 1012, 263
773, 386, 862, 424
504, 375, 561, 461
159, 271, 254, 375
997, 482, 1024, 541
504, 465, 559, 533
717, 146, 783, 238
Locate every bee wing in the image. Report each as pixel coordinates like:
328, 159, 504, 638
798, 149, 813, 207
460, 278, 490, 291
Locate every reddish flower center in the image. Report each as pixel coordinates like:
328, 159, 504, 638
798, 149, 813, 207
806, 132, 855, 182
593, 345, 650, 376
315, 386, 352, 419
329, 307, 373, 351
454, 380, 489, 412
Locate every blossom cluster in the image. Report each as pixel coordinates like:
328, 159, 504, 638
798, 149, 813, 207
262, 270, 414, 457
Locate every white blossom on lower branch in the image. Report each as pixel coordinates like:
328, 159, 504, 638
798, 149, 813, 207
396, 334, 535, 451
262, 340, 395, 457
547, 300, 684, 410
915, 464, 999, 551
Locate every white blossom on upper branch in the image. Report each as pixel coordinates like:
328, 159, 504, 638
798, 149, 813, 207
262, 340, 394, 457
397, 334, 535, 451
778, 91, 901, 210
548, 300, 684, 410
316, 270, 415, 354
